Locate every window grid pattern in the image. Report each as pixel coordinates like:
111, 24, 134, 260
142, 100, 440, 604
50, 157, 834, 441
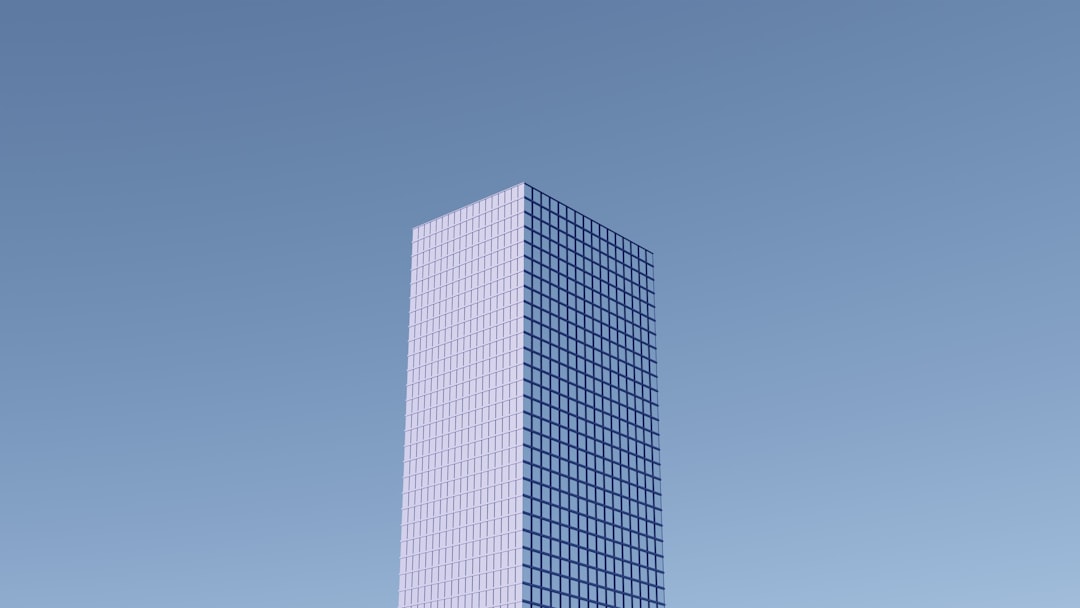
520, 184, 665, 608
400, 185, 527, 608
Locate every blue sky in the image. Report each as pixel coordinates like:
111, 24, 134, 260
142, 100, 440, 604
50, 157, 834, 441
2, 2, 1077, 606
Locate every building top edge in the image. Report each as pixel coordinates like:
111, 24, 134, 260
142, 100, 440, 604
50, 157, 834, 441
410, 182, 654, 259
521, 182, 655, 257
411, 182, 526, 235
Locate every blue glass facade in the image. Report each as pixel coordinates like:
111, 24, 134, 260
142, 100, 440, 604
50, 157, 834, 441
521, 185, 664, 608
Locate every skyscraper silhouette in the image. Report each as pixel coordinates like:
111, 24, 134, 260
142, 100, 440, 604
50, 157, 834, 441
400, 184, 664, 608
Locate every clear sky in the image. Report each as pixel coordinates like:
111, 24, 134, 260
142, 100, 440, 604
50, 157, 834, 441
2, 2, 1077, 607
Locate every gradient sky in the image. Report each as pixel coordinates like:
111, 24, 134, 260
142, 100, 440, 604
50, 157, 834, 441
2, 2, 1078, 607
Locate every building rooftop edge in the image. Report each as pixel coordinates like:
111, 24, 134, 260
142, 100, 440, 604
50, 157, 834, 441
411, 182, 526, 234
521, 182, 654, 257
412, 181, 654, 258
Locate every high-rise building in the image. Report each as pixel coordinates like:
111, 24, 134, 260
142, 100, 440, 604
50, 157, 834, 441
400, 184, 664, 608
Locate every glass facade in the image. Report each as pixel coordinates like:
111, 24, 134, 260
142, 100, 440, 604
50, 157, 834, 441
400, 184, 663, 608
521, 186, 663, 608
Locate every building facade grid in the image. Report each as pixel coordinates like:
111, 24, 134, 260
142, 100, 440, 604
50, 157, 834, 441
521, 185, 664, 608
399, 183, 664, 608
401, 186, 526, 608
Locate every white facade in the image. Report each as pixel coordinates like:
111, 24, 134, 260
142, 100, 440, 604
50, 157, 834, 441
400, 185, 527, 608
